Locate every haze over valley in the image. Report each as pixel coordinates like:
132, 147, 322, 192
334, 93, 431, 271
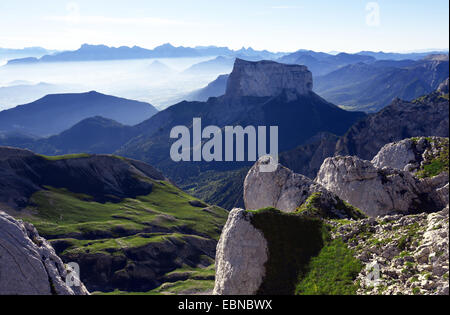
1, 0, 449, 298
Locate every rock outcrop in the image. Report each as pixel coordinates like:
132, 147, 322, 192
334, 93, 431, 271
0, 211, 89, 295
213, 207, 326, 295
218, 136, 449, 295
332, 206, 449, 295
317, 137, 449, 217
225, 59, 313, 100
244, 157, 366, 219
438, 77, 449, 94
316, 155, 441, 217
372, 137, 448, 174
213, 208, 268, 295
244, 157, 326, 212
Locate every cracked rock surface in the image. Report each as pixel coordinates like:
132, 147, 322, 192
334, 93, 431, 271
0, 210, 89, 295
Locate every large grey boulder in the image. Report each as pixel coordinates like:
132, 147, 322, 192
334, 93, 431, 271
244, 156, 327, 212
244, 157, 366, 219
0, 211, 89, 295
213, 208, 268, 295
371, 138, 419, 171
372, 137, 448, 175
316, 156, 441, 217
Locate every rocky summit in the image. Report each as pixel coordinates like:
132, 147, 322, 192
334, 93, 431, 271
215, 136, 449, 295
225, 58, 313, 99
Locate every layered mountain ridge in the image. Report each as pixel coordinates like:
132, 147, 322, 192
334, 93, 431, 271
0, 91, 158, 137
0, 147, 227, 293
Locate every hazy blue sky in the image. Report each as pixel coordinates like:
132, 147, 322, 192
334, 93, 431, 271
1, 0, 448, 52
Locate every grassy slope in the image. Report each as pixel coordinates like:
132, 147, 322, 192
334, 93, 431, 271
18, 178, 228, 294
96, 265, 216, 295
247, 208, 363, 295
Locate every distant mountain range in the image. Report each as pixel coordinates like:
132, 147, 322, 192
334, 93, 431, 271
0, 91, 158, 137
2, 58, 448, 210
2, 59, 365, 210
0, 47, 58, 61
315, 55, 449, 112
6, 44, 446, 66
182, 53, 449, 112
24, 116, 140, 155
356, 50, 449, 61
5, 44, 287, 65
277, 51, 377, 76
280, 84, 449, 178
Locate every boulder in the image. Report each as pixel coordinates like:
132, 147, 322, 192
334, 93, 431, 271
244, 156, 327, 212
213, 208, 268, 295
316, 155, 440, 217
244, 157, 365, 219
0, 210, 89, 295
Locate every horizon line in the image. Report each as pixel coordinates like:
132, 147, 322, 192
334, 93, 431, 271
1, 43, 449, 55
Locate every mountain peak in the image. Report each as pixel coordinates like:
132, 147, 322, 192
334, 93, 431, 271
225, 58, 313, 99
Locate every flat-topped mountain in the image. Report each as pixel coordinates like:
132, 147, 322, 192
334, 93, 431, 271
0, 91, 158, 137
225, 59, 313, 99
115, 59, 365, 205
0, 59, 365, 210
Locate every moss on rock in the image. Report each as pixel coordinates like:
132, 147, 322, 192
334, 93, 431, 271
296, 192, 366, 220
248, 208, 327, 295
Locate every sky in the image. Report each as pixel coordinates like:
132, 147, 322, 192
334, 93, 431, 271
0, 0, 448, 53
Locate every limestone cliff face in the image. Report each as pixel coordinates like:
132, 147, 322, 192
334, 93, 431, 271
315, 156, 441, 217
316, 137, 448, 217
0, 211, 89, 295
216, 137, 449, 295
244, 156, 366, 219
225, 58, 313, 99
245, 138, 448, 218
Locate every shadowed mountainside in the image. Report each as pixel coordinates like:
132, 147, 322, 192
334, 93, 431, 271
0, 91, 158, 137
0, 147, 227, 293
